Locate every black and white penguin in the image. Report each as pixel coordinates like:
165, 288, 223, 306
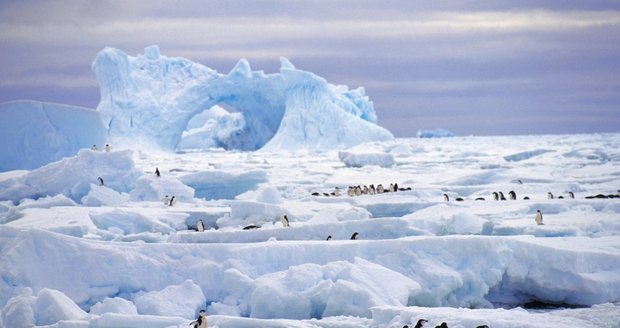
243, 224, 260, 230
443, 193, 450, 202
535, 209, 543, 225
369, 184, 376, 195
475, 325, 490, 328
162, 195, 170, 205
435, 322, 448, 328
196, 219, 205, 232
455, 197, 464, 201
403, 326, 409, 328
169, 196, 176, 206
155, 167, 160, 177
332, 187, 341, 197
350, 232, 359, 240
518, 179, 523, 184
523, 196, 530, 200
492, 192, 499, 201
104, 144, 111, 152
475, 197, 485, 201
558, 195, 564, 199
355, 186, 362, 196
189, 309, 208, 328
362, 185, 369, 195
311, 192, 320, 196
394, 183, 399, 192
508, 190, 516, 200
377, 184, 385, 194
91, 144, 98, 151
326, 235, 332, 241
97, 177, 104, 186
280, 214, 290, 227
547, 192, 554, 199
499, 192, 507, 200
414, 318, 428, 328
323, 192, 330, 197
347, 186, 355, 197
568, 191, 575, 199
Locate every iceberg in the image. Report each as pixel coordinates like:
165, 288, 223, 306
92, 46, 393, 151
0, 100, 107, 172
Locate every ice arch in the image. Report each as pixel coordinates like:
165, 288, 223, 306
92, 46, 393, 151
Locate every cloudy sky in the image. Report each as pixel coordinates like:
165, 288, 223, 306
1, 1, 619, 137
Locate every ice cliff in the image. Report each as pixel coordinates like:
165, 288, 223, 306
92, 45, 393, 151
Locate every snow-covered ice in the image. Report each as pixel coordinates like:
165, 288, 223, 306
1, 131, 620, 328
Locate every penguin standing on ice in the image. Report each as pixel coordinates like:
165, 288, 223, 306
535, 209, 544, 225
414, 319, 428, 328
377, 184, 385, 194
434, 322, 448, 328
104, 144, 111, 152
350, 232, 359, 240
196, 219, 205, 232
91, 144, 98, 151
189, 309, 208, 328
492, 192, 499, 201
155, 167, 161, 177
169, 196, 176, 206
280, 214, 290, 227
508, 190, 516, 200
326, 235, 332, 241
547, 192, 554, 199
443, 193, 449, 202
499, 192, 507, 200
568, 191, 575, 199
162, 195, 170, 205
97, 177, 104, 186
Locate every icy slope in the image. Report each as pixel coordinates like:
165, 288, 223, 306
92, 46, 393, 151
0, 100, 106, 171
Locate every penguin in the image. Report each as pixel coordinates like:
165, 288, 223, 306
91, 144, 98, 151
196, 219, 205, 232
403, 326, 409, 328
347, 186, 355, 197
535, 209, 543, 225
455, 197, 464, 201
414, 319, 428, 328
499, 192, 507, 200
350, 232, 359, 240
558, 195, 564, 199
435, 322, 448, 328
547, 192, 554, 199
97, 177, 104, 186
475, 197, 485, 201
475, 325, 490, 328
568, 191, 575, 199
323, 193, 330, 197
104, 144, 111, 152
518, 179, 523, 184
311, 192, 320, 196
377, 184, 385, 194
508, 190, 516, 200
243, 224, 260, 230
369, 184, 376, 195
332, 187, 341, 197
169, 196, 176, 206
162, 195, 170, 205
492, 192, 499, 201
280, 214, 289, 227
394, 183, 399, 191
355, 186, 362, 196
155, 167, 160, 177
523, 196, 530, 200
326, 235, 332, 241
189, 309, 208, 328
362, 185, 369, 195
443, 193, 449, 202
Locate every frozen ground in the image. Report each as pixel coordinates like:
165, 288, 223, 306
1, 133, 620, 327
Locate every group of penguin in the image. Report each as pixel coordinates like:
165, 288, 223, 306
445, 189, 620, 202
402, 318, 489, 328
90, 144, 112, 152
312, 183, 412, 197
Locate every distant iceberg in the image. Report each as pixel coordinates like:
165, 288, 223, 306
417, 128, 455, 138
92, 46, 394, 152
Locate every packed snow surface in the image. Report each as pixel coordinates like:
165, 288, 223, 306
92, 46, 393, 152
1, 132, 620, 328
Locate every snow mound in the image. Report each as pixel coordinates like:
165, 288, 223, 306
504, 149, 554, 162
0, 100, 107, 172
133, 280, 205, 319
92, 46, 393, 151
0, 149, 142, 204
338, 150, 395, 168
